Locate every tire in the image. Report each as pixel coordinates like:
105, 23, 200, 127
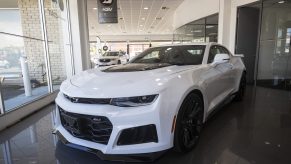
234, 72, 246, 101
174, 92, 204, 153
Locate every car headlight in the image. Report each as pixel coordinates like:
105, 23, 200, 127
110, 94, 158, 107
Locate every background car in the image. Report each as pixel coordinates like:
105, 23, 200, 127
0, 60, 10, 69
97, 51, 128, 66
54, 43, 246, 158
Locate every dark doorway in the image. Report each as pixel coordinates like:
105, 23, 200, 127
235, 6, 260, 84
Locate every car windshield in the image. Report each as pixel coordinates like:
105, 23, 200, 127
103, 52, 119, 57
130, 45, 206, 65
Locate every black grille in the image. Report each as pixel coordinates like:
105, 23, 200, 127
58, 106, 113, 145
63, 94, 111, 104
99, 59, 110, 62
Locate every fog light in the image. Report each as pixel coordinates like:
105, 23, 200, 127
117, 124, 158, 145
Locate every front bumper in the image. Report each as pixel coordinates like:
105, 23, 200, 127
54, 93, 173, 155
97, 60, 118, 66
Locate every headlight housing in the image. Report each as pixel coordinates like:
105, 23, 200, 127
110, 94, 158, 107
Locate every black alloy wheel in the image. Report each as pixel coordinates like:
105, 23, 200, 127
174, 93, 204, 153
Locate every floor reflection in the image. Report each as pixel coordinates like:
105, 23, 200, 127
0, 86, 290, 164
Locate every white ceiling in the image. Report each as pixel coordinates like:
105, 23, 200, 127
87, 0, 185, 36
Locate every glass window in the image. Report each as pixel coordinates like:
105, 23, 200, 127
44, 0, 70, 91
173, 14, 218, 43
218, 46, 230, 55
0, 1, 49, 111
0, 0, 72, 113
132, 45, 205, 65
208, 46, 221, 63
257, 0, 291, 90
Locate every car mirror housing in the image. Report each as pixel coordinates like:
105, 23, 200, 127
211, 53, 230, 66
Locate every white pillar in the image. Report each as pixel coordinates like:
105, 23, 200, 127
20, 56, 32, 97
69, 0, 91, 74
218, 0, 232, 49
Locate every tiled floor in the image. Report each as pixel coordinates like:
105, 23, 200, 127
0, 86, 291, 164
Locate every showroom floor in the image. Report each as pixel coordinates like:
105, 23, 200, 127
0, 86, 290, 164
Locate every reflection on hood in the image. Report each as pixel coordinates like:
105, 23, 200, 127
102, 63, 172, 72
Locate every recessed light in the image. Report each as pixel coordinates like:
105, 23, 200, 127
141, 17, 145, 20
144, 7, 149, 10
278, 1, 285, 3
206, 25, 214, 29
93, 7, 97, 10
139, 25, 143, 27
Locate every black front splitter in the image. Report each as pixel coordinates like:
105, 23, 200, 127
53, 130, 167, 162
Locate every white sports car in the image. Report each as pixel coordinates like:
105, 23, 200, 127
54, 43, 246, 158
96, 51, 128, 66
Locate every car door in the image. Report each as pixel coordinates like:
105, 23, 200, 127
204, 45, 233, 111
218, 46, 237, 91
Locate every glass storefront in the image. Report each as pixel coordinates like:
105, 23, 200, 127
0, 0, 72, 113
173, 14, 218, 43
257, 0, 291, 90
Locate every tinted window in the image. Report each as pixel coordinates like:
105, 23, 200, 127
208, 45, 221, 63
131, 45, 205, 65
218, 46, 230, 55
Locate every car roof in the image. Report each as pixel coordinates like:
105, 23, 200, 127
154, 42, 218, 48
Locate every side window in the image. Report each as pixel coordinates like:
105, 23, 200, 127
208, 46, 221, 63
218, 46, 230, 56
179, 45, 205, 65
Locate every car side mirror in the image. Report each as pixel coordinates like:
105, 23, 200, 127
211, 53, 230, 66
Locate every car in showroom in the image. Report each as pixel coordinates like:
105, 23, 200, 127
54, 43, 246, 160
0, 59, 10, 69
95, 51, 128, 66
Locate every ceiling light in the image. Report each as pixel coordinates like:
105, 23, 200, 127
93, 8, 97, 10
206, 25, 214, 29
141, 17, 145, 20
278, 1, 285, 3
194, 30, 202, 33
139, 25, 143, 27
161, 6, 169, 10
144, 7, 149, 10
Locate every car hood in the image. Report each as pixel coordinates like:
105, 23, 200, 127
61, 64, 201, 98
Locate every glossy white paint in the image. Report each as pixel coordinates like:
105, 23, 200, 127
54, 43, 246, 154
